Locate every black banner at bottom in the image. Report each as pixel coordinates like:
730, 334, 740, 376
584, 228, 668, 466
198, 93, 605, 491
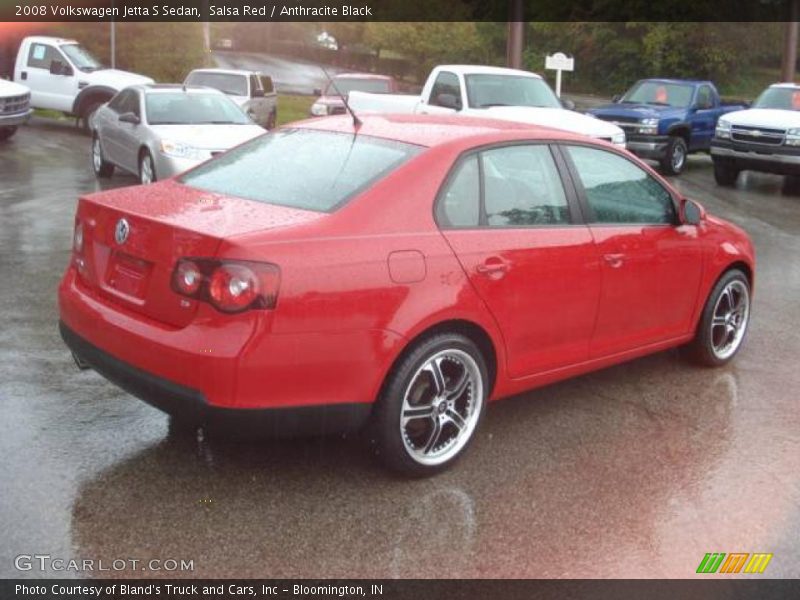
2, 579, 800, 600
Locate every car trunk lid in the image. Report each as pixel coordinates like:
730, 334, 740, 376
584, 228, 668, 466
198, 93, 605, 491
75, 180, 322, 327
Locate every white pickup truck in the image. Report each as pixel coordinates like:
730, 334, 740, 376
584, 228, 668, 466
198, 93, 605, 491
184, 68, 278, 129
348, 65, 626, 147
0, 78, 32, 140
4, 36, 153, 129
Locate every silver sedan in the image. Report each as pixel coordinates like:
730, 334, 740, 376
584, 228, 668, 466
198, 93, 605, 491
90, 84, 265, 184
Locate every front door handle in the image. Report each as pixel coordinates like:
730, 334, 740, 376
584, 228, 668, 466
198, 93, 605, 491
603, 253, 625, 268
21, 71, 27, 80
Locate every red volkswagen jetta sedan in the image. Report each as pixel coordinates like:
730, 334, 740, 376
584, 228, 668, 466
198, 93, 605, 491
59, 114, 754, 476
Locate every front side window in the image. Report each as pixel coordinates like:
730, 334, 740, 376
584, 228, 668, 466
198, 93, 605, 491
27, 44, 63, 70
696, 85, 713, 109
107, 90, 130, 113
181, 129, 422, 213
566, 146, 676, 225
465, 74, 561, 109
482, 145, 570, 226
260, 76, 274, 94
145, 92, 249, 125
429, 72, 461, 107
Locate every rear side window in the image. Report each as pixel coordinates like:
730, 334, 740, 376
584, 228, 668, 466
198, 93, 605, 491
482, 145, 569, 226
566, 146, 676, 224
436, 144, 570, 229
181, 129, 422, 213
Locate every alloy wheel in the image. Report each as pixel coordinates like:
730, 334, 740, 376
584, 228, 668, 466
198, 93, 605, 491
400, 349, 483, 466
710, 279, 750, 360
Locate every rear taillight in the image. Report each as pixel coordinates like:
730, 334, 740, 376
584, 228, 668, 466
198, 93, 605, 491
73, 221, 84, 254
171, 259, 280, 314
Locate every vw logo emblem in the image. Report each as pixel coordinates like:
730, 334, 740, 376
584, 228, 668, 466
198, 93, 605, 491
751, 130, 762, 137
114, 218, 130, 245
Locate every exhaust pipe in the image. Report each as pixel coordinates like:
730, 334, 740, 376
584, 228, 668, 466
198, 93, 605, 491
72, 352, 92, 371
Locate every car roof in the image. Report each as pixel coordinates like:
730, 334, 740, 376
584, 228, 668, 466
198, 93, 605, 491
295, 113, 595, 148
770, 82, 800, 89
26, 36, 78, 45
638, 78, 709, 85
188, 68, 256, 77
437, 65, 544, 79
334, 72, 393, 80
127, 84, 225, 95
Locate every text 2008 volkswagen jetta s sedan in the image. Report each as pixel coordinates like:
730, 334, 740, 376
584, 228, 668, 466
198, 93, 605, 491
59, 114, 754, 476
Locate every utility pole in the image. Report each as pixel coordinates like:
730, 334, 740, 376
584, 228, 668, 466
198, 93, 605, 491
506, 0, 524, 69
110, 0, 116, 68
782, 0, 799, 82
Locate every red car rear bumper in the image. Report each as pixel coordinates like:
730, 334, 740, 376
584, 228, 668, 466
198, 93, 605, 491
58, 268, 400, 436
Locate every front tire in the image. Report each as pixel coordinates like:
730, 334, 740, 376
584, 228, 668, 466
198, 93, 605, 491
372, 333, 488, 477
139, 150, 156, 185
91, 135, 115, 178
660, 136, 688, 175
713, 159, 740, 186
685, 269, 751, 367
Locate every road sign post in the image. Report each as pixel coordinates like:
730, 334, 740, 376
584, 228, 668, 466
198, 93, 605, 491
545, 52, 575, 97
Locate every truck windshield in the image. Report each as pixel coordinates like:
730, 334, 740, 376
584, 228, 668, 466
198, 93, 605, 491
145, 92, 251, 125
621, 81, 694, 107
752, 87, 800, 110
185, 72, 248, 97
324, 78, 391, 96
60, 44, 102, 73
180, 129, 422, 213
464, 74, 561, 109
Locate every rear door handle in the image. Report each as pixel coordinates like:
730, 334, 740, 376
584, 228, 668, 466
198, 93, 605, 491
476, 258, 509, 278
603, 253, 625, 268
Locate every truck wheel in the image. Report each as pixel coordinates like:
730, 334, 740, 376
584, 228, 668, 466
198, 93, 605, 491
713, 159, 739, 186
80, 100, 104, 133
0, 127, 17, 141
91, 135, 115, 178
660, 136, 688, 175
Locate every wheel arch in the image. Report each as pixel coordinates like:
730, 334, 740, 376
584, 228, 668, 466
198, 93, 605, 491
376, 318, 500, 405
667, 123, 691, 144
72, 86, 117, 116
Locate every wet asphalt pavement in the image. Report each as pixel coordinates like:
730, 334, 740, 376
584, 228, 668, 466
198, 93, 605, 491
1, 117, 799, 579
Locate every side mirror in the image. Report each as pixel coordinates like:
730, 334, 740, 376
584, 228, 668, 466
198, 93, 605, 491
252, 88, 265, 98
612, 94, 621, 103
313, 88, 322, 96
681, 198, 706, 225
436, 93, 461, 110
561, 98, 576, 110
118, 112, 140, 125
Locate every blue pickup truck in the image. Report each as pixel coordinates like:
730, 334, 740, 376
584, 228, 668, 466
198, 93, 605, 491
588, 79, 747, 175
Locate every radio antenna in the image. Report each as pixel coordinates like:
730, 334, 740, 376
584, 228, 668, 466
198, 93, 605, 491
321, 66, 362, 129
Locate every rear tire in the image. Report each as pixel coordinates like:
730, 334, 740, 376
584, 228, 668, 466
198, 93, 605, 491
713, 159, 739, 186
371, 333, 488, 477
685, 269, 751, 367
660, 136, 688, 175
139, 150, 156, 185
0, 126, 17, 141
91, 135, 115, 178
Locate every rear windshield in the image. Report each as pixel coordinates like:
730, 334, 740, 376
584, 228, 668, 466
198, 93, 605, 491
180, 129, 422, 212
145, 92, 250, 125
185, 72, 248, 96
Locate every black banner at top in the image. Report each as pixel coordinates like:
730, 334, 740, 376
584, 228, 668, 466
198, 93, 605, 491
0, 0, 795, 22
